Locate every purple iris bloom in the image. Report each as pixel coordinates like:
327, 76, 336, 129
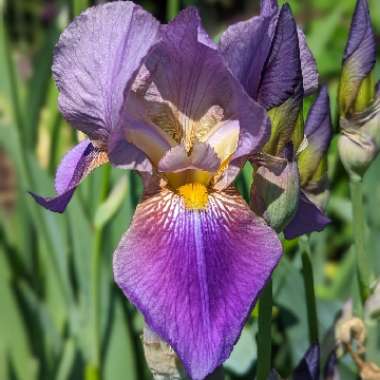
220, 0, 331, 239
31, 2, 284, 379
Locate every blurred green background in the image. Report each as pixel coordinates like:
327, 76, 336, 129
0, 0, 380, 379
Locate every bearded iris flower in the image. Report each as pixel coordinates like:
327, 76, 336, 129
338, 0, 380, 178
220, 0, 331, 239
31, 2, 283, 378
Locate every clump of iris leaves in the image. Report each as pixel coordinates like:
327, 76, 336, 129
0, 0, 380, 380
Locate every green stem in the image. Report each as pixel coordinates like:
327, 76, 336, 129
300, 236, 319, 344
86, 166, 111, 380
166, 0, 180, 21
256, 280, 272, 380
349, 176, 372, 309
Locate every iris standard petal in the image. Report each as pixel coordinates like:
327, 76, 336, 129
30, 140, 108, 213
293, 344, 320, 380
219, 16, 272, 100
298, 86, 332, 186
284, 191, 330, 240
53, 1, 159, 140
108, 129, 153, 173
123, 7, 269, 174
113, 188, 282, 380
339, 0, 376, 115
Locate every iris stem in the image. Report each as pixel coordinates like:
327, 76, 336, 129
349, 176, 372, 310
256, 280, 272, 380
86, 166, 111, 380
166, 0, 180, 21
300, 236, 319, 344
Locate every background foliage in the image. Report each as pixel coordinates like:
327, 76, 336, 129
0, 0, 380, 379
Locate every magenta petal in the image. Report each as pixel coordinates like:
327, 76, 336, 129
113, 189, 282, 379
30, 140, 107, 213
53, 2, 159, 140
284, 191, 330, 240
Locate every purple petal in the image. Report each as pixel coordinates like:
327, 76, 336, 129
344, 0, 375, 65
212, 157, 246, 191
30, 140, 108, 213
257, 5, 303, 110
219, 15, 273, 100
260, 0, 278, 16
298, 86, 332, 186
123, 7, 269, 171
340, 0, 376, 114
293, 344, 320, 380
29, 189, 76, 214
53, 2, 159, 141
158, 143, 220, 173
284, 191, 330, 240
220, 5, 317, 104
113, 189, 282, 380
108, 130, 153, 173
297, 28, 319, 96
324, 350, 339, 380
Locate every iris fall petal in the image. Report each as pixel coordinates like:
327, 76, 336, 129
30, 140, 108, 212
113, 188, 282, 380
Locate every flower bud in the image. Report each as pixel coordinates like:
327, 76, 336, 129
338, 115, 379, 178
338, 0, 380, 178
251, 145, 300, 232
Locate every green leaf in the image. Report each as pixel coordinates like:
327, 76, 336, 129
0, 247, 38, 380
94, 176, 128, 229
104, 297, 138, 380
